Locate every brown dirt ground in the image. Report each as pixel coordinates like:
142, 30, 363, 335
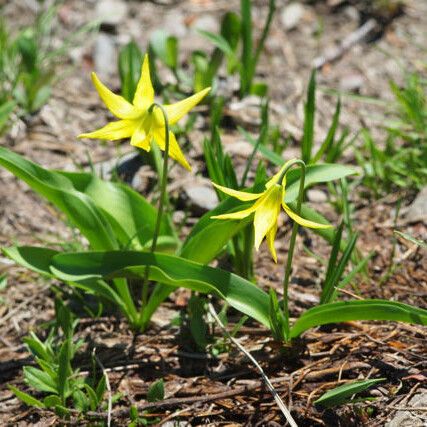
0, 0, 426, 425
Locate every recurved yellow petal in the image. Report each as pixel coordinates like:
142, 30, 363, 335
133, 54, 154, 110
211, 203, 258, 221
164, 87, 210, 125
266, 221, 278, 263
253, 185, 282, 250
282, 203, 333, 229
212, 182, 263, 201
167, 131, 191, 171
152, 128, 191, 170
91, 73, 138, 120
79, 119, 137, 140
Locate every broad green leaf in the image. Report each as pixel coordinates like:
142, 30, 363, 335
290, 300, 427, 339
314, 378, 385, 408
24, 366, 57, 394
284, 164, 358, 203
9, 385, 44, 408
50, 251, 270, 327
0, 147, 117, 250
58, 170, 174, 248
3, 246, 58, 277
180, 216, 251, 263
4, 246, 129, 316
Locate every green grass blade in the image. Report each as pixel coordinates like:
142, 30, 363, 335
302, 70, 316, 163
8, 385, 44, 409
321, 232, 358, 304
240, 0, 252, 96
312, 98, 341, 164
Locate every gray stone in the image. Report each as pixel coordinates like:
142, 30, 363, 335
95, 0, 128, 28
94, 33, 117, 79
163, 10, 187, 38
191, 14, 219, 34
386, 393, 427, 426
307, 189, 328, 203
402, 186, 427, 224
281, 3, 305, 31
185, 184, 218, 214
339, 73, 365, 93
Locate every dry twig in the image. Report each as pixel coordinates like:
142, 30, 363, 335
208, 303, 298, 427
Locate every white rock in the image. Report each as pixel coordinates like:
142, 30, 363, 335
281, 3, 305, 31
339, 73, 365, 92
185, 184, 218, 213
402, 186, 427, 224
95, 0, 128, 27
307, 189, 328, 203
191, 14, 219, 34
386, 393, 427, 426
94, 33, 117, 79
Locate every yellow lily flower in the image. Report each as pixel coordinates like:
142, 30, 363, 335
79, 54, 210, 171
211, 166, 332, 262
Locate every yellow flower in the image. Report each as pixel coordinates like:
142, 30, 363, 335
211, 165, 332, 262
79, 54, 210, 171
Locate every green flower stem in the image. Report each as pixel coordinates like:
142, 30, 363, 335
280, 159, 306, 340
139, 103, 170, 324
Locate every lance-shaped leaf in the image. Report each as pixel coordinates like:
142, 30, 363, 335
50, 251, 270, 327
0, 147, 117, 250
290, 300, 427, 339
58, 170, 175, 248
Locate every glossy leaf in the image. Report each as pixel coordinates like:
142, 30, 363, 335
9, 385, 44, 409
50, 251, 270, 327
284, 164, 358, 203
23, 366, 57, 394
314, 378, 385, 408
3, 246, 58, 277
290, 300, 427, 339
0, 147, 117, 250
58, 170, 174, 248
4, 246, 130, 317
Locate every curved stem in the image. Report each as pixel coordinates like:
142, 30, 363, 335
281, 159, 306, 340
140, 103, 170, 320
